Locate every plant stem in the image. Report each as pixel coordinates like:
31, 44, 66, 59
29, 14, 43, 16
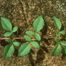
0, 37, 23, 40
0, 36, 65, 41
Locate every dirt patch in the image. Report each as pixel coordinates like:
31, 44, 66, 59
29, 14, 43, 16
0, 0, 66, 66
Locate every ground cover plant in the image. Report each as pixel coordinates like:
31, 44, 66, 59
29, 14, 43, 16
0, 16, 66, 59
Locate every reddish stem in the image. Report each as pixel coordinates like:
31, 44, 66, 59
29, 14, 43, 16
0, 37, 23, 41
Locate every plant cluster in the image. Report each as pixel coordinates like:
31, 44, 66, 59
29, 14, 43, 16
0, 16, 66, 58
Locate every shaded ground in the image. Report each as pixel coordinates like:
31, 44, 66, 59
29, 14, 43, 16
0, 0, 66, 66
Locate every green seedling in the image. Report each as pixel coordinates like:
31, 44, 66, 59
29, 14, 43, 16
18, 16, 45, 56
0, 16, 66, 59
4, 39, 21, 58
0, 16, 45, 58
52, 16, 66, 56
1, 17, 18, 37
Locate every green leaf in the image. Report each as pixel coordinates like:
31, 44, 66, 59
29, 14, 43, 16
1, 17, 12, 31
56, 30, 65, 38
25, 31, 34, 37
4, 45, 15, 58
18, 43, 31, 56
58, 30, 65, 35
33, 16, 44, 32
34, 33, 41, 41
60, 41, 66, 46
52, 16, 62, 30
30, 41, 40, 48
63, 47, 66, 54
13, 41, 20, 47
24, 35, 32, 42
3, 32, 12, 37
52, 44, 62, 56
12, 26, 18, 32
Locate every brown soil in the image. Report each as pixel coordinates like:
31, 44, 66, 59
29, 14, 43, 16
0, 0, 66, 66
